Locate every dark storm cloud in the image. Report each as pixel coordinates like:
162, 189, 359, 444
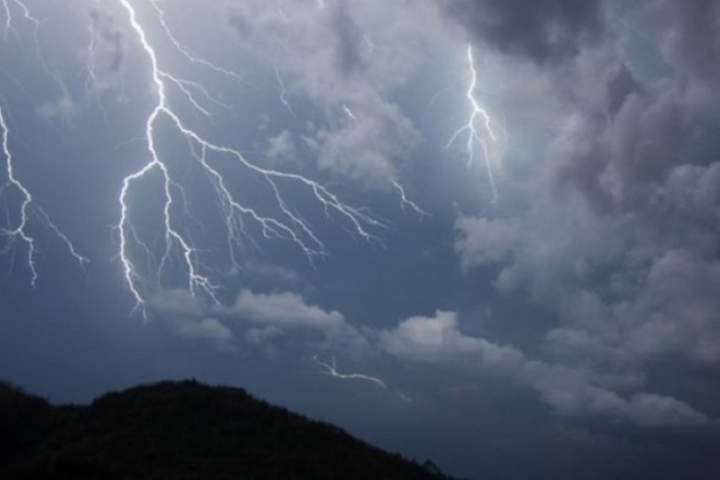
652, 0, 720, 81
456, 0, 720, 433
441, 0, 606, 62
328, 1, 365, 74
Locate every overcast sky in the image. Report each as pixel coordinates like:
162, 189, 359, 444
2, 1, 720, 479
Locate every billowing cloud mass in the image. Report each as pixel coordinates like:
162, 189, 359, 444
2, 0, 720, 478
380, 311, 711, 427
442, 0, 606, 62
226, 0, 446, 183
452, 0, 720, 429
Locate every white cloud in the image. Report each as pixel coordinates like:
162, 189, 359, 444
148, 289, 206, 318
228, 290, 345, 329
226, 0, 451, 183
177, 317, 233, 344
226, 290, 369, 356
380, 310, 712, 427
265, 130, 296, 162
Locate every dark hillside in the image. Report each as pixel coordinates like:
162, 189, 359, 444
0, 380, 457, 480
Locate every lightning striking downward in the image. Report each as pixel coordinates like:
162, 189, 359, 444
1, 2, 87, 285
447, 44, 499, 203
0, 103, 88, 285
117, 0, 385, 313
2, 0, 41, 42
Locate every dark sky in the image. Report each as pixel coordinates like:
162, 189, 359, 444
2, 1, 720, 479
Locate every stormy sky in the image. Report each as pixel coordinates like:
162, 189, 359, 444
1, 0, 720, 478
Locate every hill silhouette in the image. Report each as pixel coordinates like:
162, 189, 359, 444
0, 380, 456, 480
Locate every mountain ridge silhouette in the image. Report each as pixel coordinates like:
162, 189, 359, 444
0, 379, 460, 480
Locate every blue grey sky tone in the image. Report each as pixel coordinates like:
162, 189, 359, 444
2, 1, 720, 479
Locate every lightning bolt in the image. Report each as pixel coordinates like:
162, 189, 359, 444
343, 100, 426, 218
146, 0, 253, 90
274, 58, 296, 117
312, 354, 413, 402
2, 0, 40, 43
0, 103, 88, 286
0, 104, 36, 282
392, 181, 428, 218
116, 0, 385, 313
447, 44, 499, 204
312, 354, 388, 389
1, 2, 87, 285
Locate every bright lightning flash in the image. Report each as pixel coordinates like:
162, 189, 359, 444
117, 0, 385, 313
1, 2, 87, 286
447, 44, 499, 203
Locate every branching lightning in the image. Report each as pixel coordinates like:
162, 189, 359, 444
116, 0, 386, 313
312, 354, 412, 402
1, 2, 87, 285
274, 58, 295, 117
2, 0, 41, 42
313, 354, 388, 389
447, 44, 499, 203
392, 181, 428, 217
0, 104, 36, 282
2, 0, 424, 313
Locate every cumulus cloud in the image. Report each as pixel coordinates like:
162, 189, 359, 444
225, 290, 369, 356
380, 311, 712, 427
227, 290, 345, 329
264, 130, 297, 162
226, 0, 446, 183
176, 317, 234, 344
452, 0, 720, 430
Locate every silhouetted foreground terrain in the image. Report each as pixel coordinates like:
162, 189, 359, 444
0, 380, 455, 480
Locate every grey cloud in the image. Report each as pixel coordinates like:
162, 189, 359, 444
379, 311, 711, 427
89, 8, 125, 73
148, 289, 206, 318
177, 317, 234, 344
454, 2, 720, 433
328, 1, 365, 75
226, 0, 442, 183
227, 290, 346, 329
264, 130, 297, 163
651, 0, 720, 82
224, 290, 370, 356
441, 0, 606, 63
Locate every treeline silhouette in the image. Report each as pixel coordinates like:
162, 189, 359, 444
0, 380, 456, 479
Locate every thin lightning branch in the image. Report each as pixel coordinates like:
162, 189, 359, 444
2, 0, 41, 42
363, 34, 375, 54
274, 58, 295, 117
84, 19, 110, 123
313, 354, 388, 389
312, 354, 413, 402
146, 0, 254, 90
117, 0, 384, 312
447, 44, 498, 204
392, 181, 428, 217
342, 104, 357, 122
0, 2, 87, 284
0, 103, 87, 286
0, 103, 36, 284
342, 105, 426, 218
